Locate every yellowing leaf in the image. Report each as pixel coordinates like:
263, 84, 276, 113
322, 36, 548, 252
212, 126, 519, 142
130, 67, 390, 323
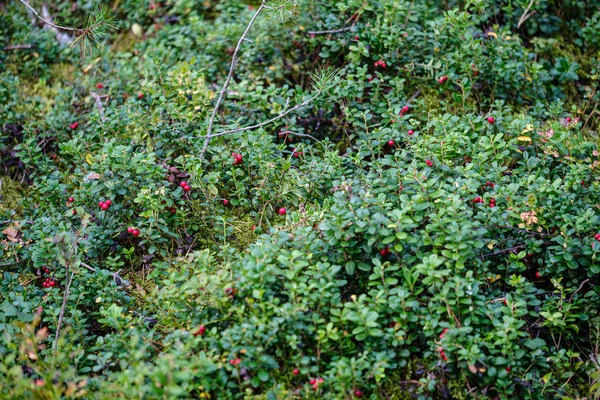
517, 136, 532, 142
85, 153, 94, 165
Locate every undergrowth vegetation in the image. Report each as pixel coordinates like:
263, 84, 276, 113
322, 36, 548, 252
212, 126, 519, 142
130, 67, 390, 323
1, 0, 600, 398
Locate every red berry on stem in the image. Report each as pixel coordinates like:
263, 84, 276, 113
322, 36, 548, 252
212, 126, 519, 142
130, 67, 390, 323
180, 181, 187, 188
535, 271, 542, 279
101, 203, 109, 210
96, 83, 104, 89
402, 106, 410, 114
387, 140, 395, 147
70, 122, 79, 130
278, 207, 287, 215
408, 129, 414, 135
105, 199, 111, 206
183, 185, 191, 192
426, 160, 433, 167
251, 225, 257, 231
132, 229, 140, 237
354, 389, 364, 398
293, 368, 299, 375
137, 93, 144, 99
68, 197, 74, 203
193, 325, 206, 336
487, 116, 495, 124
566, 117, 572, 123
127, 227, 134, 234
223, 199, 230, 206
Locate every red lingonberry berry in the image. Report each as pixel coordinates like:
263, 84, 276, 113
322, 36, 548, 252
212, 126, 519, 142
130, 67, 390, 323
193, 325, 206, 336
96, 83, 104, 89
127, 227, 134, 234
566, 117, 572, 123
68, 197, 74, 203
137, 93, 144, 99
354, 389, 364, 398
426, 160, 433, 167
101, 203, 109, 210
223, 199, 230, 205
293, 368, 299, 375
387, 140, 395, 146
132, 229, 140, 237
408, 129, 414, 135
183, 185, 191, 191
402, 105, 410, 114
278, 207, 287, 215
105, 199, 111, 206
535, 271, 542, 279
487, 116, 495, 124
180, 181, 187, 188
70, 122, 79, 130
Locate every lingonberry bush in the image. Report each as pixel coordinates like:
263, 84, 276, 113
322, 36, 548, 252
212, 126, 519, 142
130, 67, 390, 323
1, 0, 600, 398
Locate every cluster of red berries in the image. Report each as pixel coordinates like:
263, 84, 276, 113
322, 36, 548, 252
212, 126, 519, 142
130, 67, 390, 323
374, 59, 387, 68
489, 198, 496, 208
179, 181, 191, 191
309, 377, 324, 391
438, 347, 448, 362
232, 152, 243, 165
438, 75, 449, 84
98, 199, 112, 210
42, 277, 57, 288
594, 233, 600, 242
380, 247, 391, 257
484, 181, 495, 189
127, 227, 140, 237
229, 358, 241, 366
472, 196, 484, 204
69, 122, 79, 130
192, 325, 206, 336
96, 83, 104, 89
439, 328, 449, 339
278, 207, 287, 215
425, 159, 433, 167
487, 116, 495, 124
399, 105, 410, 115
292, 150, 304, 158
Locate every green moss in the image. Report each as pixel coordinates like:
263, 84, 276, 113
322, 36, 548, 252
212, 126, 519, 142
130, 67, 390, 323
0, 177, 24, 216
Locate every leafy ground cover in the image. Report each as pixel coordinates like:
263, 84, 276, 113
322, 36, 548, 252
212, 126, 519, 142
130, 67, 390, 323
1, 0, 600, 398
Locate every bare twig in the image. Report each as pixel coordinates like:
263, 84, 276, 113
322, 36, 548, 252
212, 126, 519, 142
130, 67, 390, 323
568, 279, 590, 302
18, 0, 77, 31
207, 92, 321, 139
54, 269, 74, 353
90, 91, 105, 122
80, 262, 96, 272
483, 245, 526, 258
3, 44, 33, 51
199, 0, 267, 159
307, 26, 353, 35
517, 0, 536, 28
278, 130, 319, 141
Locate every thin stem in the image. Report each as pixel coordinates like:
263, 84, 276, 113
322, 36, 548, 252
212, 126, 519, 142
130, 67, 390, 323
54, 269, 75, 354
307, 26, 353, 35
18, 0, 77, 31
200, 1, 267, 159
206, 92, 321, 140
